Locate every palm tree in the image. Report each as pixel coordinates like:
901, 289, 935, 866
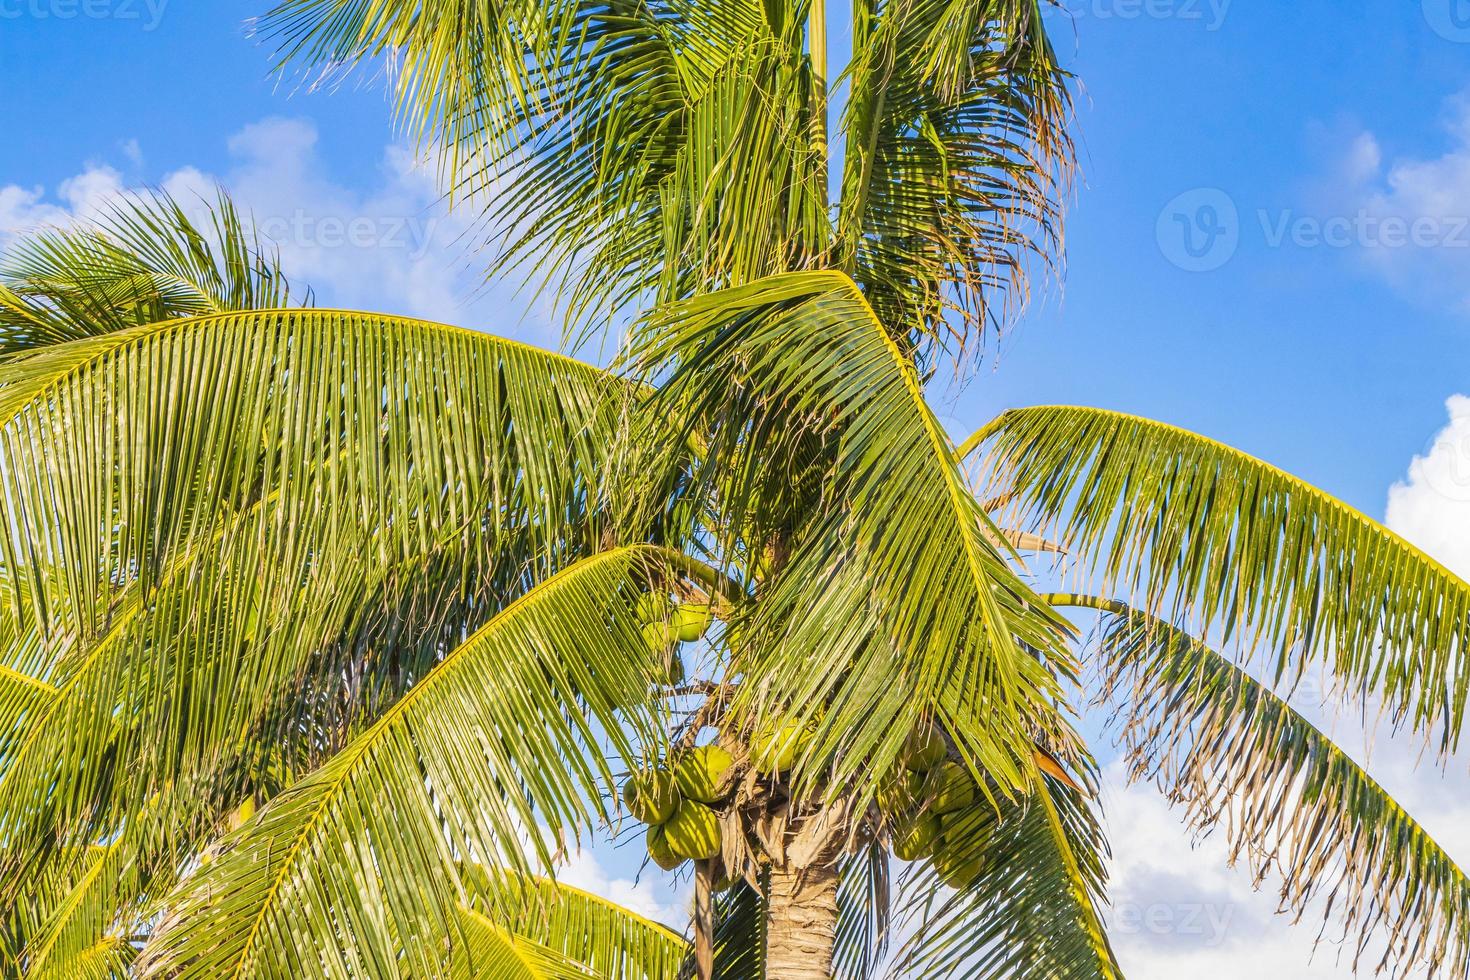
2, 2, 1470, 979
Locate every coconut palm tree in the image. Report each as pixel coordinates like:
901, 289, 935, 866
3, 2, 1470, 979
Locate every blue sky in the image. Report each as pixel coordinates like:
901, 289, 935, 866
7, 2, 1470, 976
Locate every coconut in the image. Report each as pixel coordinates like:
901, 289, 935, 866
673, 603, 714, 642
646, 826, 684, 871
641, 622, 680, 656
749, 719, 814, 775
877, 769, 928, 818
622, 768, 681, 825
933, 848, 985, 890
892, 812, 941, 862
635, 592, 674, 624
662, 801, 722, 861
932, 762, 975, 814
903, 726, 948, 772
675, 744, 735, 804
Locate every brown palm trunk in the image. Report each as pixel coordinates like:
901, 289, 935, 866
764, 861, 840, 980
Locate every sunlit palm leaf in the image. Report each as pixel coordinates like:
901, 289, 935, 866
967, 405, 1470, 751
1065, 595, 1470, 978
136, 545, 697, 979
0, 188, 299, 354
461, 864, 688, 979
0, 307, 640, 897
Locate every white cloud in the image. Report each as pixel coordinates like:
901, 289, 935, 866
1332, 91, 1470, 312
1386, 394, 1470, 581
557, 844, 691, 932
0, 118, 557, 344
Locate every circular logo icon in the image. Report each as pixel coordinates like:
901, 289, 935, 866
1424, 0, 1470, 42
1156, 188, 1239, 272
1418, 412, 1470, 504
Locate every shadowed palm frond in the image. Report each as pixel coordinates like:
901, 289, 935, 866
136, 545, 700, 980
1059, 595, 1470, 978
0, 188, 300, 354
967, 405, 1470, 752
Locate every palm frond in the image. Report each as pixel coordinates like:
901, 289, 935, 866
1066, 595, 1470, 978
0, 308, 643, 896
259, 0, 826, 337
461, 864, 688, 979
890, 773, 1120, 979
968, 405, 1470, 751
837, 0, 1070, 358
833, 842, 891, 980
135, 545, 695, 979
0, 188, 300, 354
631, 270, 1074, 804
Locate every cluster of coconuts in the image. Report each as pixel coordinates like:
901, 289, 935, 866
636, 592, 714, 654
879, 726, 992, 891
623, 743, 734, 870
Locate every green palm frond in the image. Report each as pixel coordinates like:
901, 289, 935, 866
1060, 595, 1470, 978
838, 0, 1070, 357
631, 270, 1075, 801
461, 864, 688, 979
451, 904, 584, 979
0, 188, 300, 354
0, 308, 644, 896
706, 880, 767, 980
136, 545, 696, 979
891, 773, 1119, 979
967, 405, 1470, 751
259, 1, 825, 336
833, 843, 892, 980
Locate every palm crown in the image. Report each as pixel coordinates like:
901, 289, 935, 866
3, 2, 1469, 978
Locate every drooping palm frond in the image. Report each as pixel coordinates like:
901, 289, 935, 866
967, 405, 1470, 752
837, 0, 1071, 359
136, 545, 699, 980
706, 880, 767, 980
461, 864, 689, 979
630, 270, 1076, 803
1060, 595, 1470, 978
0, 188, 300, 354
889, 772, 1119, 979
0, 308, 650, 899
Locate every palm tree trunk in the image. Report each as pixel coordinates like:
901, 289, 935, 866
764, 860, 840, 980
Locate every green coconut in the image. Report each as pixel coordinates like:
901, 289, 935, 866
662, 801, 722, 861
622, 768, 681, 825
892, 812, 941, 862
932, 762, 976, 814
675, 744, 735, 804
749, 719, 814, 775
641, 622, 680, 656
646, 826, 684, 871
877, 769, 928, 818
933, 847, 985, 890
634, 592, 674, 624
903, 726, 948, 772
673, 603, 714, 642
